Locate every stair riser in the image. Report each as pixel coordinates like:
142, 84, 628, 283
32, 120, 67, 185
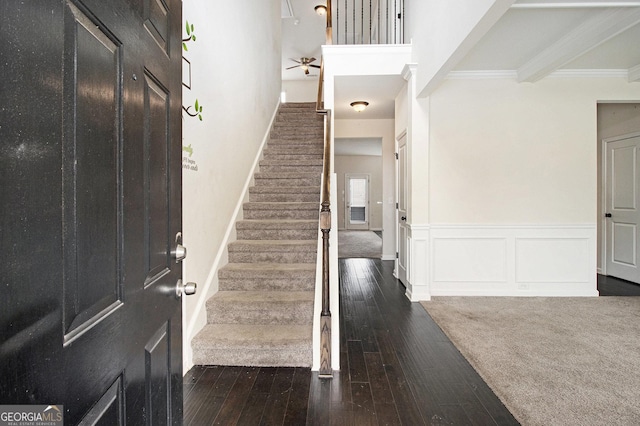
259, 165, 323, 174
270, 132, 323, 139
263, 146, 323, 153
237, 229, 317, 240
218, 278, 314, 292
243, 210, 319, 220
192, 348, 311, 368
260, 159, 324, 166
207, 301, 313, 325
228, 251, 316, 263
273, 121, 322, 128
249, 193, 319, 202
262, 154, 323, 161
268, 138, 323, 146
254, 177, 320, 187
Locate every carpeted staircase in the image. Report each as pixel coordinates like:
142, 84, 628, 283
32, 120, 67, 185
192, 103, 323, 367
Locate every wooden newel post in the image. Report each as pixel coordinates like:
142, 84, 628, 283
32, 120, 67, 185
319, 203, 332, 377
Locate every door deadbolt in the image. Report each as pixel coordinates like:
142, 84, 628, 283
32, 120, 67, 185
173, 232, 187, 262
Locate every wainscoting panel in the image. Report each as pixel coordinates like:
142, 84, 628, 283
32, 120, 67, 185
433, 238, 508, 283
515, 238, 590, 283
425, 225, 597, 297
405, 226, 430, 301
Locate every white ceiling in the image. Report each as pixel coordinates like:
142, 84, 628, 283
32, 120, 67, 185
281, 0, 326, 81
282, 0, 640, 118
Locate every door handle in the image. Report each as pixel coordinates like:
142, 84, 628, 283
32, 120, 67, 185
401, 216, 406, 221
176, 279, 197, 298
605, 213, 612, 218
172, 232, 187, 262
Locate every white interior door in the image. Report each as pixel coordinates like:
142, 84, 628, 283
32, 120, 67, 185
396, 133, 408, 284
605, 133, 640, 283
345, 174, 370, 230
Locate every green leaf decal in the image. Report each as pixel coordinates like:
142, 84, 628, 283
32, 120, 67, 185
198, 115, 202, 121
192, 35, 196, 42
186, 21, 190, 35
191, 24, 194, 33
182, 42, 188, 51
194, 99, 199, 110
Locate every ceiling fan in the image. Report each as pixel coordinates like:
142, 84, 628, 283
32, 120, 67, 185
286, 57, 320, 75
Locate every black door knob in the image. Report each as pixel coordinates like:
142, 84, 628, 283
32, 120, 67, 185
401, 216, 406, 221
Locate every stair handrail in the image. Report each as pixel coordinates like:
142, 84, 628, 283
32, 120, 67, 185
316, 0, 333, 378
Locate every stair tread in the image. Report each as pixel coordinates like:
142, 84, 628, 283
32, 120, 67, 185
237, 219, 317, 229
212, 290, 314, 302
243, 202, 318, 209
255, 171, 320, 177
229, 239, 317, 248
221, 262, 316, 273
250, 186, 319, 193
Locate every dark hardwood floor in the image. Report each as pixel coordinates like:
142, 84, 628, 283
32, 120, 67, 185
184, 258, 522, 425
597, 273, 640, 296
184, 264, 640, 424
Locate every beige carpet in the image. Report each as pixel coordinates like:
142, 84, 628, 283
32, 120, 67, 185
338, 230, 382, 258
421, 297, 640, 426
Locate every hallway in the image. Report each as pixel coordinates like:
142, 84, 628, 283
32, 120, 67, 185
184, 258, 517, 425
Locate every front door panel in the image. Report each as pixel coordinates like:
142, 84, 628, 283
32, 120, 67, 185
1, 0, 184, 423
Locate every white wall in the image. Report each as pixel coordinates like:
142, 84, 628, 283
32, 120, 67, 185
282, 80, 317, 103
429, 78, 640, 224
335, 119, 396, 260
596, 103, 640, 272
413, 77, 640, 298
181, 0, 281, 371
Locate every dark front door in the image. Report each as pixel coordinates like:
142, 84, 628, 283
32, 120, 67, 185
1, 0, 184, 423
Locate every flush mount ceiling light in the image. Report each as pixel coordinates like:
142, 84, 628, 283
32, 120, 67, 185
350, 101, 369, 112
315, 5, 327, 15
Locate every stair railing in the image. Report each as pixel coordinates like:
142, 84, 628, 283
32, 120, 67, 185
333, 0, 404, 45
316, 0, 333, 378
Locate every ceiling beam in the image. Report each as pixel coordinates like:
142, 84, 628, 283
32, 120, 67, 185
517, 7, 640, 82
629, 63, 640, 82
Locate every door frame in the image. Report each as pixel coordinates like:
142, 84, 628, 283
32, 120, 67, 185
395, 129, 408, 284
601, 131, 640, 278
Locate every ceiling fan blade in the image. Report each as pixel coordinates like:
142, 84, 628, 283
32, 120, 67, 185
308, 57, 317, 63
309, 64, 321, 69
289, 58, 302, 64
285, 65, 300, 70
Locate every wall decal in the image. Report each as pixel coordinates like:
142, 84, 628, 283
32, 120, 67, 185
182, 19, 204, 121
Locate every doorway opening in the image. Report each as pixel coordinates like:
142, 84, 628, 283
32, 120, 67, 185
597, 103, 640, 286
